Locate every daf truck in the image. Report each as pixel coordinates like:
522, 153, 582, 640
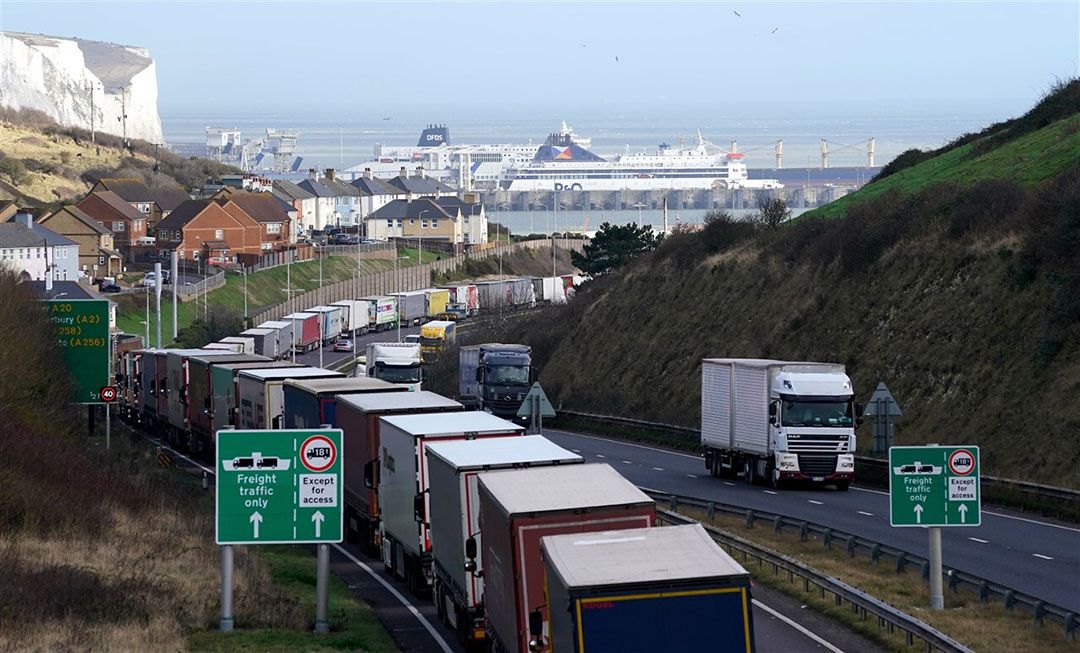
366, 342, 423, 391
701, 358, 861, 490
458, 344, 534, 418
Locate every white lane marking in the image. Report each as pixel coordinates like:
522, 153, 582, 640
652, 467, 665, 471
752, 599, 845, 653
687, 474, 699, 479
808, 500, 824, 505
857, 511, 874, 517
622, 460, 634, 465
546, 428, 702, 460
1033, 553, 1054, 560
854, 486, 1080, 533
333, 545, 454, 653
763, 490, 778, 495
724, 482, 736, 486
571, 449, 581, 453
595, 454, 605, 458
969, 537, 989, 544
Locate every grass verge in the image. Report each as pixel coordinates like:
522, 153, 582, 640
189, 546, 398, 652
679, 507, 1079, 653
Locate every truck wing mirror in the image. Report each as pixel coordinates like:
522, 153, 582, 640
475, 368, 483, 383
768, 402, 778, 426
413, 493, 426, 523
465, 535, 477, 560
528, 609, 544, 651
115, 372, 123, 384
204, 396, 211, 410
272, 415, 282, 429
854, 402, 864, 418
363, 459, 377, 489
530, 367, 539, 384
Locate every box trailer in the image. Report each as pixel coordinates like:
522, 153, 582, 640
331, 299, 369, 337
392, 290, 428, 325
308, 305, 343, 344
282, 312, 321, 353
218, 336, 256, 355
164, 349, 238, 448
701, 358, 859, 490
541, 524, 755, 653
426, 436, 582, 648
478, 464, 655, 653
258, 320, 295, 358
440, 284, 479, 316
359, 295, 397, 332
205, 360, 299, 432
235, 367, 343, 430
241, 328, 280, 359
379, 411, 525, 595
187, 353, 268, 454
337, 391, 463, 555
282, 377, 404, 429
424, 288, 450, 317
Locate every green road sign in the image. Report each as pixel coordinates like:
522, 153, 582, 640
216, 429, 344, 545
46, 299, 110, 403
889, 445, 980, 527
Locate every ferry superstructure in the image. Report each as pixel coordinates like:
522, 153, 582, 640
499, 130, 782, 192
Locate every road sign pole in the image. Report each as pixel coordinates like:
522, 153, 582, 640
220, 544, 234, 631
929, 527, 944, 609
314, 543, 330, 634
105, 402, 111, 452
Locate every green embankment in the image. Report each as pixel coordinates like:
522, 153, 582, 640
506, 82, 1080, 487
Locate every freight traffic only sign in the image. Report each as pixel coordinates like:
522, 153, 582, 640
216, 429, 344, 545
46, 299, 110, 403
889, 446, 980, 527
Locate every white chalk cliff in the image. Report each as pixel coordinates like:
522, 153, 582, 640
0, 31, 164, 143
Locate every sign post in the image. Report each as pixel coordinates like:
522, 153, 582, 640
889, 445, 980, 609
865, 382, 902, 454
45, 299, 110, 403
216, 428, 344, 632
517, 382, 556, 434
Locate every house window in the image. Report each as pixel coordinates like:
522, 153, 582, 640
396, 219, 403, 227
386, 219, 393, 228
113, 221, 125, 232
215, 229, 224, 240
421, 219, 428, 229
267, 223, 281, 234
410, 218, 415, 225
431, 219, 438, 229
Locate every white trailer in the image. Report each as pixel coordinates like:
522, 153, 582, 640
258, 320, 294, 358
235, 367, 343, 430
701, 358, 859, 490
218, 336, 255, 355
426, 436, 582, 647
331, 299, 369, 337
308, 305, 343, 344
378, 411, 525, 595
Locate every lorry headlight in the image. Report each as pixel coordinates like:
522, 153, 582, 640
838, 455, 855, 471
778, 453, 799, 470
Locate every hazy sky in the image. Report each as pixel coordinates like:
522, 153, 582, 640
1, 1, 1077, 115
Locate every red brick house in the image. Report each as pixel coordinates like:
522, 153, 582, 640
154, 199, 261, 262
75, 190, 148, 249
215, 191, 292, 251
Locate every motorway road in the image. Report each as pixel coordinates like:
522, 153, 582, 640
291, 325, 423, 370
147, 431, 876, 653
543, 429, 1080, 612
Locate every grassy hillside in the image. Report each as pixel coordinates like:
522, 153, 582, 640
508, 82, 1080, 487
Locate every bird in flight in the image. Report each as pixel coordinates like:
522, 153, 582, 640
733, 10, 741, 17
771, 27, 779, 34
580, 42, 587, 47
615, 55, 619, 62
382, 117, 392, 121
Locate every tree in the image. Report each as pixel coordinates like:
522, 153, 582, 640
571, 221, 657, 275
175, 306, 244, 348
0, 156, 27, 186
754, 197, 792, 230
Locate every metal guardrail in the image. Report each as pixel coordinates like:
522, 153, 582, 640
645, 490, 1079, 641
557, 410, 1080, 505
654, 507, 973, 653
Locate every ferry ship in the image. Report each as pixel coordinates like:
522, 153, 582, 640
499, 129, 782, 192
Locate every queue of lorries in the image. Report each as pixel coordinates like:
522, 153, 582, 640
114, 342, 759, 651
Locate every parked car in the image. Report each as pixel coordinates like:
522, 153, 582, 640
333, 339, 354, 352
99, 282, 122, 293
140, 272, 157, 287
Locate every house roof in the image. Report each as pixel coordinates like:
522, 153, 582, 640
272, 179, 315, 201
351, 175, 404, 197
29, 280, 106, 301
0, 221, 79, 248
203, 240, 230, 249
433, 196, 483, 216
385, 173, 455, 196
154, 186, 192, 212
297, 178, 334, 198
221, 192, 291, 223
94, 178, 156, 203
368, 198, 456, 221
41, 205, 112, 235
79, 190, 144, 221
319, 177, 361, 197
155, 199, 212, 231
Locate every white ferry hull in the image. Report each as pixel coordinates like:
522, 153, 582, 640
505, 176, 783, 192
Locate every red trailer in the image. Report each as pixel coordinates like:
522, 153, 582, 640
283, 312, 321, 353
477, 464, 656, 653
336, 391, 463, 555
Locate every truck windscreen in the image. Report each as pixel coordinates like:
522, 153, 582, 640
781, 400, 852, 427
375, 366, 421, 384
486, 364, 529, 385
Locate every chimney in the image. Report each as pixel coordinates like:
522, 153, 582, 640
14, 212, 33, 228
308, 168, 318, 180
325, 168, 336, 181
364, 167, 373, 180
399, 166, 407, 179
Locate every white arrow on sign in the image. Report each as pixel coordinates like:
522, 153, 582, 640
312, 510, 325, 538
913, 504, 924, 524
958, 504, 968, 524
250, 511, 263, 539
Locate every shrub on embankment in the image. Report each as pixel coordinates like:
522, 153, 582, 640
0, 270, 305, 649
504, 89, 1080, 488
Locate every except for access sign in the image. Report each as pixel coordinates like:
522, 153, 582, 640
216, 429, 343, 545
889, 446, 980, 528
46, 299, 110, 403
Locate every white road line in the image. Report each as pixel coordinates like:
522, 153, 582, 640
752, 599, 845, 653
724, 482, 736, 486
333, 544, 454, 653
854, 486, 1080, 533
546, 429, 702, 460
595, 454, 605, 458
763, 490, 778, 495
622, 460, 634, 465
652, 467, 665, 471
571, 449, 581, 453
1033, 553, 1054, 560
969, 537, 989, 544
686, 474, 699, 479
857, 511, 874, 517
808, 500, 824, 505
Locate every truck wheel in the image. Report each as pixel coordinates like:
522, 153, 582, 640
434, 579, 447, 622
744, 460, 758, 486
770, 469, 785, 490
835, 481, 850, 491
